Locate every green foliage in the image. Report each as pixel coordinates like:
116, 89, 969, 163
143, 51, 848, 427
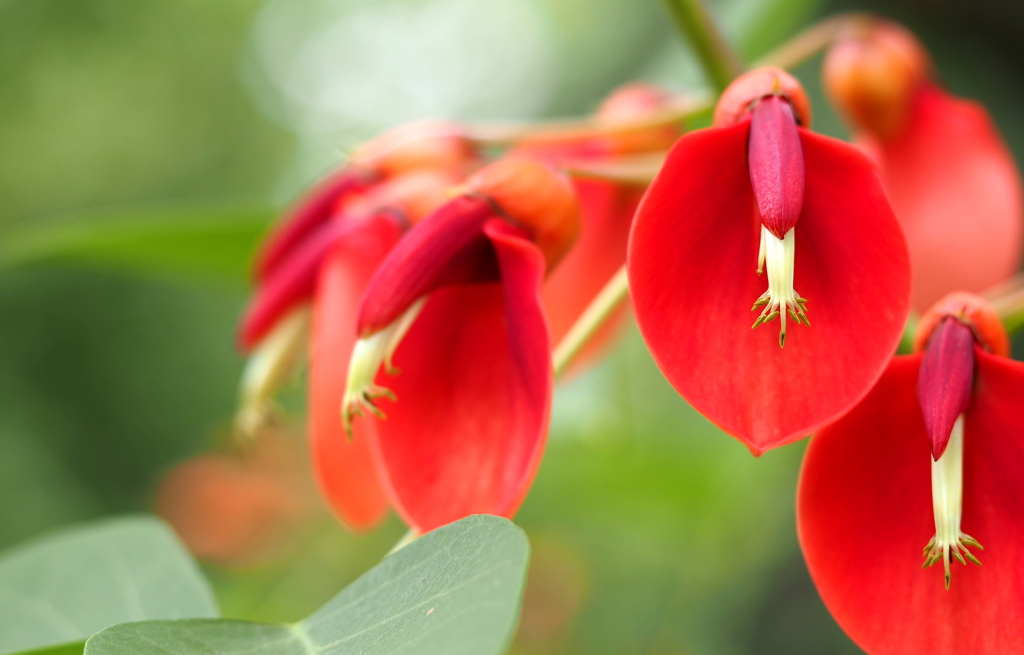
0, 517, 217, 655
85, 515, 530, 655
0, 207, 271, 283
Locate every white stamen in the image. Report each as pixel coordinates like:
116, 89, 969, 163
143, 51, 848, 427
751, 226, 808, 347
235, 306, 311, 440
342, 297, 426, 437
923, 414, 982, 589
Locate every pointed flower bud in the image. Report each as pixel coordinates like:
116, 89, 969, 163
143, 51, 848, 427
824, 20, 1023, 312
915, 316, 975, 460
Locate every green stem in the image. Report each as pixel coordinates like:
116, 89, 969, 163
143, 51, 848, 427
660, 0, 744, 93
754, 12, 868, 71
553, 266, 630, 377
990, 285, 1024, 335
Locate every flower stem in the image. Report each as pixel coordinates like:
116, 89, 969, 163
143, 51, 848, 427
753, 13, 868, 71
989, 286, 1024, 335
464, 94, 711, 146
660, 0, 744, 93
553, 266, 630, 377
563, 153, 666, 186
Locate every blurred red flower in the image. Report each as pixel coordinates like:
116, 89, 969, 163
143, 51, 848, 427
825, 19, 1023, 311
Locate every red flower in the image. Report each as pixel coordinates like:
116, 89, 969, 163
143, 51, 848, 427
799, 293, 1023, 655
824, 20, 1023, 311
515, 84, 683, 371
627, 67, 911, 454
236, 123, 477, 531
343, 156, 580, 532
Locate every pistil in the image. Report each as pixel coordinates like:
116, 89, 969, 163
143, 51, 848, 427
922, 414, 982, 589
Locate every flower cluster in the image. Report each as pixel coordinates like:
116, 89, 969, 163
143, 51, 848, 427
235, 85, 683, 533
226, 13, 1023, 653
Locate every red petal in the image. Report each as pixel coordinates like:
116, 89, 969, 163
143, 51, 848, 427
798, 351, 1024, 655
367, 220, 551, 532
240, 217, 379, 351
628, 122, 910, 453
254, 169, 373, 281
308, 214, 402, 531
541, 179, 639, 371
748, 96, 804, 239
864, 84, 1023, 312
356, 195, 499, 336
917, 317, 975, 459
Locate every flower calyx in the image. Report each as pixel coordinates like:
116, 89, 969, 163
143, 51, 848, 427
457, 157, 581, 270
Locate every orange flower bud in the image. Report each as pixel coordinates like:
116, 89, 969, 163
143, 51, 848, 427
593, 83, 681, 154
713, 67, 811, 128
823, 20, 931, 139
914, 291, 1009, 356
462, 157, 581, 268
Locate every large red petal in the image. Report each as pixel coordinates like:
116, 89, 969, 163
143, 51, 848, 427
864, 84, 1023, 312
798, 352, 1024, 655
367, 220, 551, 532
541, 178, 639, 371
308, 214, 401, 531
628, 123, 909, 453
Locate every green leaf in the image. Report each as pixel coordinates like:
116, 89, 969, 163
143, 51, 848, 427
0, 516, 218, 655
0, 206, 272, 282
85, 515, 530, 655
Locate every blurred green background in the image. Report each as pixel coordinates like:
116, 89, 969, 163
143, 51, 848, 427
2, 0, 1023, 653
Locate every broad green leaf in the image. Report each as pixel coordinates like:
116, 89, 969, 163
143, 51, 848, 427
0, 516, 218, 655
0, 206, 272, 281
85, 515, 530, 655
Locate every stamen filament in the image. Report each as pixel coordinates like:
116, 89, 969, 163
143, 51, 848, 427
922, 414, 982, 589
751, 226, 808, 347
342, 298, 426, 438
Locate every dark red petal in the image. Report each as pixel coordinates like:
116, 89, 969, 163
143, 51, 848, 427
864, 84, 1023, 312
628, 122, 910, 453
240, 217, 376, 351
799, 352, 1024, 655
308, 214, 402, 531
749, 97, 804, 239
541, 179, 639, 371
254, 169, 374, 281
367, 220, 551, 532
918, 317, 976, 459
356, 195, 500, 336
